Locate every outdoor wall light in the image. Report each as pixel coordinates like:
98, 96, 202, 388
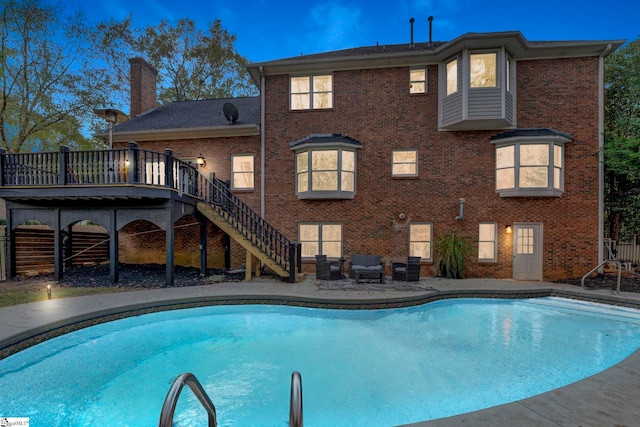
124, 159, 130, 167
505, 225, 512, 234
196, 154, 206, 168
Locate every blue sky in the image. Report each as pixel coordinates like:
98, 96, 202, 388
67, 0, 638, 62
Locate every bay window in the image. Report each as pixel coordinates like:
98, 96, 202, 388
492, 129, 571, 197
290, 134, 362, 199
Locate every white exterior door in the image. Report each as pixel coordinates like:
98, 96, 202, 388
513, 223, 542, 281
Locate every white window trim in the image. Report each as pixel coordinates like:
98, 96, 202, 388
478, 222, 498, 262
290, 74, 333, 110
409, 222, 433, 262
492, 135, 570, 198
231, 154, 254, 191
299, 222, 343, 259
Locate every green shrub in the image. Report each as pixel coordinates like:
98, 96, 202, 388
435, 231, 474, 279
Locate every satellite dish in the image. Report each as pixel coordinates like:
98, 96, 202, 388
222, 102, 239, 124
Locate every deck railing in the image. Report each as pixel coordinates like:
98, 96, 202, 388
0, 143, 299, 279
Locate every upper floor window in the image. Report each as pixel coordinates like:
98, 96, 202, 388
392, 149, 418, 177
290, 75, 333, 110
446, 59, 458, 95
296, 149, 354, 196
231, 154, 254, 190
299, 223, 342, 258
410, 69, 426, 94
410, 223, 432, 261
478, 223, 497, 262
290, 134, 362, 200
492, 129, 571, 197
470, 52, 497, 88
439, 48, 514, 130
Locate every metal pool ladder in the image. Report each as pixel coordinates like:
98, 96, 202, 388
158, 371, 304, 427
158, 372, 217, 427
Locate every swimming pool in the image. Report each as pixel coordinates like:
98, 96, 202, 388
1, 297, 640, 426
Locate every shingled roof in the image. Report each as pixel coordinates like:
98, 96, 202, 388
289, 133, 363, 149
113, 96, 260, 133
490, 128, 572, 141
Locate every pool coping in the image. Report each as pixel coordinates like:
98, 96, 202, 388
1, 277, 640, 426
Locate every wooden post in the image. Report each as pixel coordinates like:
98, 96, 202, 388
199, 219, 207, 276
254, 254, 261, 277
127, 141, 138, 183
245, 250, 253, 281
53, 208, 63, 281
0, 148, 5, 186
166, 212, 175, 287
59, 146, 69, 185
110, 209, 119, 283
164, 149, 174, 188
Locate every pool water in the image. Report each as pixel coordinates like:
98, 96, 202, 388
1, 297, 640, 426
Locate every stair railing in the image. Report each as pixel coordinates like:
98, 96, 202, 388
194, 171, 300, 281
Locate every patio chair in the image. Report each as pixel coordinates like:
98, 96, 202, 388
315, 254, 343, 280
392, 256, 421, 282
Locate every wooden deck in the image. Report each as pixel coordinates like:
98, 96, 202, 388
0, 143, 300, 284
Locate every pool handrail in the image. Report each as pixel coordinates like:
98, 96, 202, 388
159, 372, 217, 427
290, 371, 303, 427
581, 259, 621, 295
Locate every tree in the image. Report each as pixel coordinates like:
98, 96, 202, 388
0, 0, 112, 153
604, 37, 640, 241
96, 16, 257, 107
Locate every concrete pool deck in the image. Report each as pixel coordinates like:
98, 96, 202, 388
1, 276, 639, 426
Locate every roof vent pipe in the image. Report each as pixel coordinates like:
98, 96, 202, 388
409, 18, 415, 48
428, 16, 434, 45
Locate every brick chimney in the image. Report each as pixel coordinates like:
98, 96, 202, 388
129, 57, 158, 117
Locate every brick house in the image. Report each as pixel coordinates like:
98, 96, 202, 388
114, 32, 623, 281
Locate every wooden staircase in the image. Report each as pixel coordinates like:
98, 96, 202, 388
195, 176, 301, 282
197, 202, 289, 278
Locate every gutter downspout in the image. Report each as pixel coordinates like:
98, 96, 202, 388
598, 44, 613, 271
260, 66, 266, 219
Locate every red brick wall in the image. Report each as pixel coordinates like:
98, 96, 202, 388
117, 135, 261, 270
125, 136, 261, 211
119, 216, 248, 269
260, 57, 601, 280
129, 58, 158, 118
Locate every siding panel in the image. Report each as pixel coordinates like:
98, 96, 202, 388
468, 88, 503, 119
